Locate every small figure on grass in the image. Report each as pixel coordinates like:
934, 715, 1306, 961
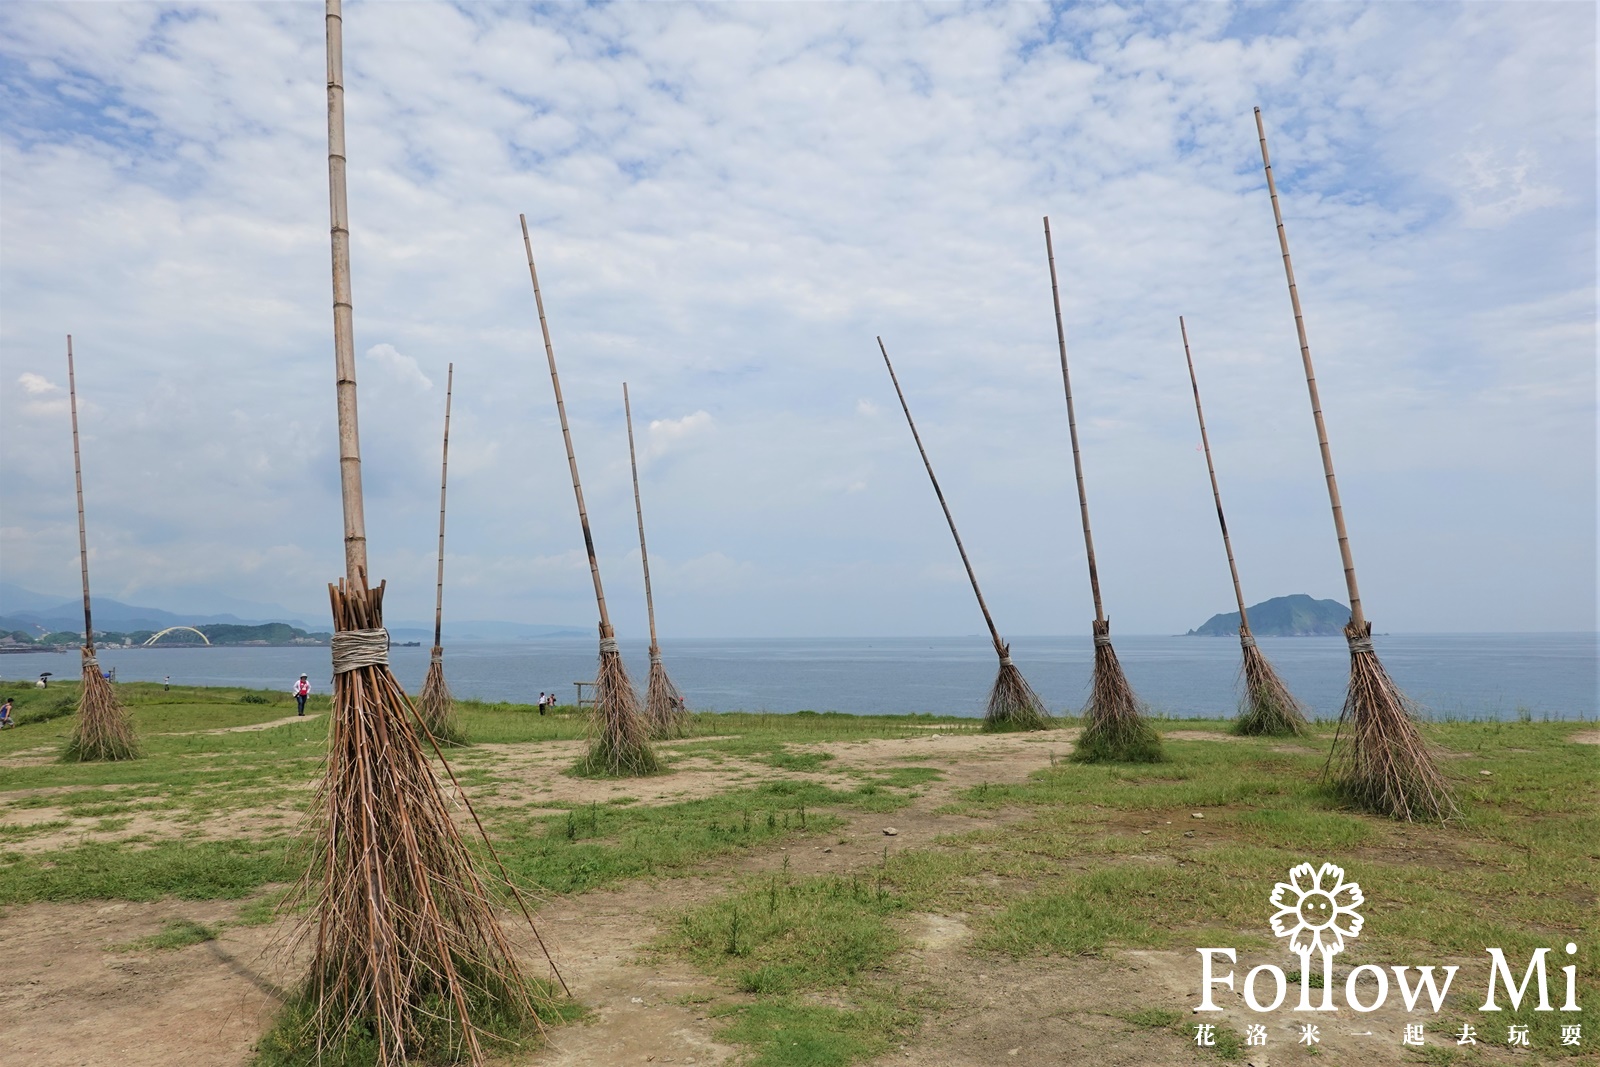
0, 698, 14, 729
293, 673, 311, 716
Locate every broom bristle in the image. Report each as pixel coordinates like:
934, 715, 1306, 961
1330, 621, 1456, 822
574, 647, 661, 777
279, 579, 556, 1066
983, 645, 1051, 732
1071, 621, 1163, 763
64, 648, 139, 762
1234, 637, 1310, 737
418, 647, 467, 746
644, 651, 689, 740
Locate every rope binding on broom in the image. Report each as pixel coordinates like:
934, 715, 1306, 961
331, 628, 389, 673
600, 637, 619, 654
1240, 634, 1257, 649
430, 646, 443, 665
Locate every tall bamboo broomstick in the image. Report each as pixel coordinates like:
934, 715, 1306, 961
62, 336, 139, 762
291, 7, 562, 1064
519, 214, 659, 775
1254, 107, 1452, 819
624, 382, 689, 739
877, 337, 1049, 732
1042, 217, 1162, 763
417, 362, 465, 744
1178, 316, 1309, 737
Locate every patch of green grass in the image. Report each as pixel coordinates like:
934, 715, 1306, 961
712, 1000, 905, 1067
0, 839, 297, 903
117, 918, 217, 952
1125, 1007, 1183, 1028
662, 869, 918, 1067
491, 781, 877, 895
764, 747, 834, 772
669, 874, 904, 993
0, 819, 74, 840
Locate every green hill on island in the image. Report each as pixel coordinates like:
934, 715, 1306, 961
1187, 594, 1351, 637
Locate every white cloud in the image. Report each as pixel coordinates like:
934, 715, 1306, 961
363, 343, 434, 392
18, 372, 61, 395
645, 410, 713, 460
0, 2, 1592, 636
1455, 148, 1564, 228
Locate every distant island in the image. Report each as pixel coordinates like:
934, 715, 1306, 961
1187, 594, 1351, 637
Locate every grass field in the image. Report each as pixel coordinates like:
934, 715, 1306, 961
0, 680, 1593, 1066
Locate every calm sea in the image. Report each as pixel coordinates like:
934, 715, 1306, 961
3, 633, 1593, 722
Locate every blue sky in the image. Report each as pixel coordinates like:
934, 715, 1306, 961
1, 1, 1593, 636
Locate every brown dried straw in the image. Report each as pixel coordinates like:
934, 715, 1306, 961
1178, 317, 1308, 737
877, 337, 1050, 733
1041, 219, 1161, 763
419, 362, 465, 746
275, 7, 564, 1063
1255, 108, 1453, 818
62, 335, 139, 763
625, 382, 690, 740
519, 214, 660, 776
289, 576, 563, 1066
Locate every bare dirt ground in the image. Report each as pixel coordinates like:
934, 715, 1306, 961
0, 730, 1553, 1067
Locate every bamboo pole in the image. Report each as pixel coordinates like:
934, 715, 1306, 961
519, 214, 613, 639
1042, 217, 1105, 623
327, 0, 367, 584
1178, 317, 1251, 631
66, 335, 94, 650
432, 363, 453, 649
622, 383, 659, 651
1254, 108, 1363, 629
876, 336, 1005, 657
877, 335, 1048, 731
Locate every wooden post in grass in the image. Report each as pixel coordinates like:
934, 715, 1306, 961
1254, 107, 1453, 819
519, 213, 659, 775
1041, 217, 1161, 763
63, 335, 140, 762
1178, 316, 1308, 736
876, 336, 1049, 732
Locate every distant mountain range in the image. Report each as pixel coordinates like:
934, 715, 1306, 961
1187, 594, 1351, 637
0, 582, 588, 642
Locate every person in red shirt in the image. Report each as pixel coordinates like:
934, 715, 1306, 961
293, 674, 311, 716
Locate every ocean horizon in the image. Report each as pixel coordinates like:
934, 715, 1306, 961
3, 631, 1593, 722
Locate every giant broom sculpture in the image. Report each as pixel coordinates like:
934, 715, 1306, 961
624, 382, 690, 739
519, 214, 660, 776
1042, 218, 1162, 763
1178, 316, 1309, 737
417, 362, 466, 745
289, 5, 561, 1062
63, 335, 140, 762
877, 337, 1050, 732
1254, 107, 1453, 819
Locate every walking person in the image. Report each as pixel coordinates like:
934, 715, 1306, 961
537, 692, 547, 716
0, 698, 13, 729
163, 675, 170, 692
293, 673, 311, 716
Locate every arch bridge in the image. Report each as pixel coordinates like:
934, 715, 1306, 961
143, 626, 211, 647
